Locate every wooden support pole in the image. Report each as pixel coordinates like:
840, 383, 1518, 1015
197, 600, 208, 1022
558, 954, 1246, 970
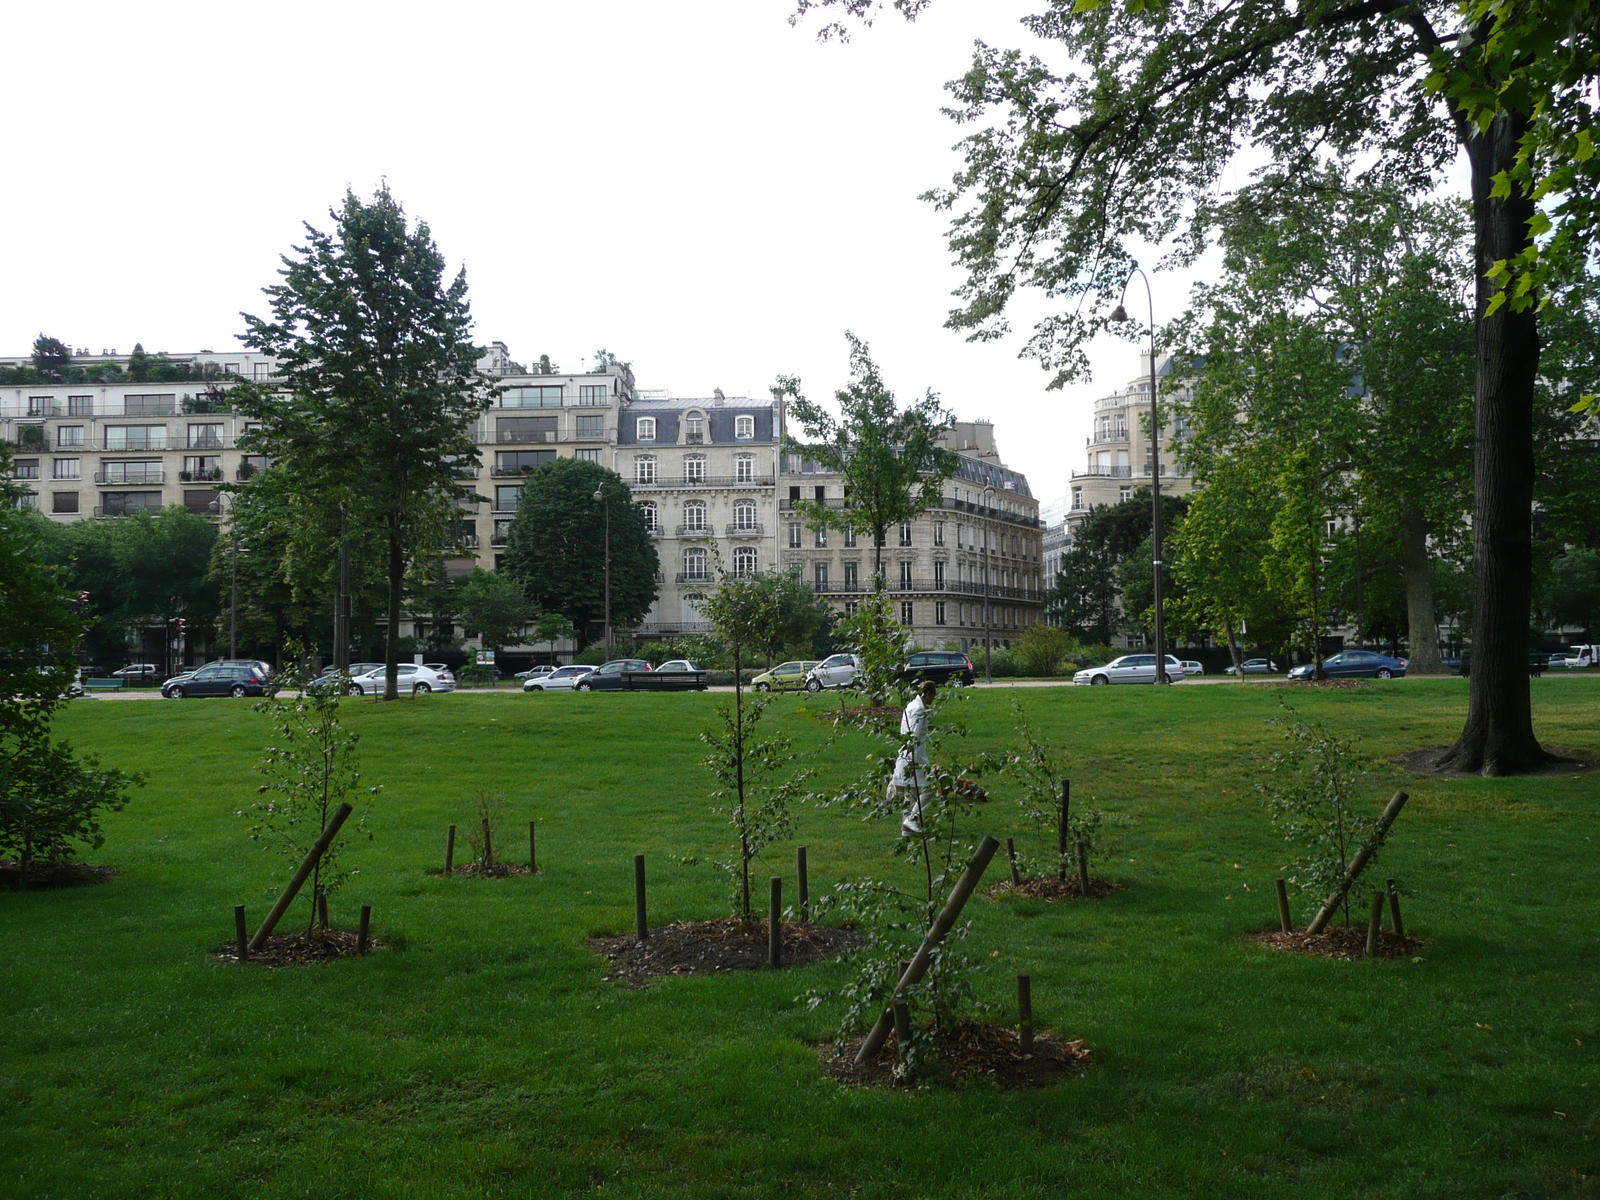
529, 821, 537, 873
634, 854, 648, 942
1365, 890, 1385, 957
1006, 837, 1022, 886
769, 876, 782, 968
482, 819, 494, 869
1017, 974, 1033, 1054
797, 846, 809, 924
1275, 878, 1293, 933
855, 836, 1000, 1065
1076, 837, 1091, 896
1058, 779, 1070, 882
1307, 791, 1409, 935
357, 904, 371, 954
1386, 878, 1405, 939
892, 1001, 911, 1064
234, 904, 249, 963
249, 802, 354, 952
445, 824, 456, 875
317, 889, 329, 930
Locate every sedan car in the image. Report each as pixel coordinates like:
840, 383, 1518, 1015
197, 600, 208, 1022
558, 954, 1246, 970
901, 651, 976, 687
1181, 660, 1204, 676
110, 663, 163, 681
655, 660, 704, 674
1225, 658, 1279, 675
346, 663, 456, 695
806, 653, 862, 692
162, 664, 270, 699
752, 661, 820, 692
574, 659, 653, 691
524, 665, 595, 692
1073, 654, 1187, 685
515, 665, 556, 682
1287, 650, 1408, 681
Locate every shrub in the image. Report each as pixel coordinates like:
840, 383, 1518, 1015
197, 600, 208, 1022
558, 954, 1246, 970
1014, 624, 1072, 676
0, 732, 143, 874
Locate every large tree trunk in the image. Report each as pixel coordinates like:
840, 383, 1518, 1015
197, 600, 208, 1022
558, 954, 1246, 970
1224, 616, 1245, 679
1398, 505, 1444, 675
384, 516, 403, 702
1435, 108, 1549, 775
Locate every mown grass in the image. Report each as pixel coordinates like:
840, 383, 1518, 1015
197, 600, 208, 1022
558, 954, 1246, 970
2, 679, 1598, 1199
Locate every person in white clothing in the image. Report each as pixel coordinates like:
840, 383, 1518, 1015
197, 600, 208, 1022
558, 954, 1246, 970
891, 680, 938, 834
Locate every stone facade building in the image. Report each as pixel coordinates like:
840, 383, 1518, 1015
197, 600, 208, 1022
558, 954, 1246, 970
1065, 352, 1196, 529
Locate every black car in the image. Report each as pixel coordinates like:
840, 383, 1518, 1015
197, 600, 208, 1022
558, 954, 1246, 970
162, 664, 270, 699
573, 659, 653, 691
901, 651, 977, 687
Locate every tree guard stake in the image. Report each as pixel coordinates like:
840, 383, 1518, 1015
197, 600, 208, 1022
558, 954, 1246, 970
249, 802, 354, 952
1307, 791, 1408, 935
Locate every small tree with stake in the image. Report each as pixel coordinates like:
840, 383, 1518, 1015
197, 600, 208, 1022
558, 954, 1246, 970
242, 650, 380, 931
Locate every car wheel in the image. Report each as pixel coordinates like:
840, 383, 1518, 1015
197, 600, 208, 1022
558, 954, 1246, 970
755, 682, 770, 692
576, 681, 593, 691
805, 678, 822, 693
1091, 675, 1108, 686
414, 682, 432, 694
1376, 668, 1393, 680
230, 685, 247, 698
345, 684, 361, 696
168, 686, 186, 699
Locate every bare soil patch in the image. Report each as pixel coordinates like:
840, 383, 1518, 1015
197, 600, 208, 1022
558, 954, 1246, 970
427, 862, 538, 879
212, 928, 380, 967
1250, 925, 1426, 961
1, 861, 118, 891
1394, 745, 1598, 778
591, 918, 864, 986
986, 874, 1122, 901
1264, 679, 1372, 690
820, 1019, 1091, 1090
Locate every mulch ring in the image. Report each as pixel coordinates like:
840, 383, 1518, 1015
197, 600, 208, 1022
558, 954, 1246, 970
427, 862, 537, 879
592, 918, 865, 986
821, 1020, 1090, 1090
1250, 925, 1426, 961
986, 874, 1122, 901
212, 928, 379, 967
0, 861, 117, 891
1394, 745, 1598, 779
1265, 679, 1372, 689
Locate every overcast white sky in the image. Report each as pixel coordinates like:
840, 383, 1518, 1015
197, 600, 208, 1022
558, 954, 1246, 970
2, 0, 1200, 506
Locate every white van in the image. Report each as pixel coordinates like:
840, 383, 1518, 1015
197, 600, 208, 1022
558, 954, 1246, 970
1567, 645, 1598, 669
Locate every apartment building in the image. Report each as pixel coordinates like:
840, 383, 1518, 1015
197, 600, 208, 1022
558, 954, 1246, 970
780, 420, 1045, 653
1066, 352, 1196, 527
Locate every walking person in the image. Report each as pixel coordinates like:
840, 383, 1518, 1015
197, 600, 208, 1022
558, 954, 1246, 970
891, 680, 937, 835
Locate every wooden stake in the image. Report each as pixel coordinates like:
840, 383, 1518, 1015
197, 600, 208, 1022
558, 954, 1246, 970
1017, 974, 1034, 1054
1076, 837, 1091, 896
634, 854, 648, 942
797, 846, 809, 923
357, 904, 371, 954
1058, 779, 1070, 882
769, 877, 782, 968
892, 1001, 911, 1065
482, 819, 494, 869
1386, 878, 1405, 939
1006, 837, 1022, 886
234, 904, 249, 963
249, 802, 353, 952
317, 889, 329, 930
1365, 890, 1385, 957
1275, 878, 1293, 933
529, 820, 537, 873
445, 824, 456, 875
1307, 791, 1409, 935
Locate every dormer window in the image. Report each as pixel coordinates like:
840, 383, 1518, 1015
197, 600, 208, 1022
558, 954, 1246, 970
685, 413, 704, 444
636, 417, 656, 442
734, 415, 754, 440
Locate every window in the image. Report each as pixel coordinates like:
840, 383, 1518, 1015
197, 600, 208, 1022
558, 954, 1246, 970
1072, 487, 1083, 510
100, 491, 163, 516
1325, 518, 1339, 537
684, 413, 704, 443
734, 415, 754, 439
1119, 486, 1132, 502
575, 448, 601, 463
494, 485, 523, 512
843, 528, 857, 548
16, 492, 39, 511
936, 601, 946, 625
814, 527, 828, 548
844, 562, 858, 589
736, 454, 754, 483
682, 547, 709, 581
12, 459, 38, 480
100, 461, 163, 484
734, 547, 758, 576
504, 385, 563, 408
497, 449, 555, 474
733, 500, 757, 530
899, 523, 913, 546
844, 601, 858, 616
182, 456, 221, 480
187, 423, 224, 449
124, 394, 176, 416
253, 362, 273, 381
52, 491, 79, 514
67, 395, 92, 416
636, 418, 656, 442
900, 601, 914, 626
933, 521, 945, 546
575, 415, 604, 439
104, 426, 168, 451
683, 501, 707, 531
899, 562, 913, 588
635, 456, 657, 484
788, 522, 802, 548
53, 459, 79, 479
956, 524, 964, 548
640, 501, 658, 531
934, 561, 946, 588
578, 384, 608, 405
57, 426, 83, 448
684, 456, 706, 482
497, 415, 556, 442
814, 563, 829, 589
27, 397, 61, 417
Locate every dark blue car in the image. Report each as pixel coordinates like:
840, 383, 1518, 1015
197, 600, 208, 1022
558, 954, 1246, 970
1288, 650, 1407, 681
162, 664, 270, 699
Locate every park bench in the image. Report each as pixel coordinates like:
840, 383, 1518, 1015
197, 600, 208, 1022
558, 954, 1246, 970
82, 678, 125, 692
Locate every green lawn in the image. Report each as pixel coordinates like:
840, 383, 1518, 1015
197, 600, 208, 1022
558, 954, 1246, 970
3, 680, 1598, 1199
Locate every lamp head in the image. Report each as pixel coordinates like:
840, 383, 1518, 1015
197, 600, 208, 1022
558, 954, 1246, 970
592, 488, 604, 502
1110, 304, 1130, 323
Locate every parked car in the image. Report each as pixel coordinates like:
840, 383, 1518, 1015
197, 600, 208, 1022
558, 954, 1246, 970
1224, 658, 1279, 676
162, 663, 270, 699
1287, 650, 1408, 681
524, 665, 595, 692
211, 659, 274, 678
901, 651, 976, 687
806, 654, 862, 692
575, 659, 707, 691
1180, 660, 1204, 676
515, 665, 557, 682
1446, 653, 1552, 676
1073, 654, 1186, 685
655, 660, 704, 675
752, 661, 820, 692
110, 663, 163, 681
1566, 644, 1598, 668
1547, 652, 1572, 670
346, 663, 456, 695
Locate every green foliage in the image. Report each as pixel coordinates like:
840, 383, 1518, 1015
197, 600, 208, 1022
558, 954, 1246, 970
464, 789, 507, 865
1540, 548, 1600, 638
454, 568, 532, 653
830, 581, 914, 725
0, 730, 142, 869
502, 460, 658, 649
1011, 623, 1072, 677
242, 653, 379, 929
30, 334, 71, 381
1000, 699, 1124, 877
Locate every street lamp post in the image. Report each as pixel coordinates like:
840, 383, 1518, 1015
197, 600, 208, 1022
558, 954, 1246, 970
593, 487, 612, 653
1112, 270, 1169, 684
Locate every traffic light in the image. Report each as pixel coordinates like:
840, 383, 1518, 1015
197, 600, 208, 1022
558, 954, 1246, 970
175, 618, 187, 633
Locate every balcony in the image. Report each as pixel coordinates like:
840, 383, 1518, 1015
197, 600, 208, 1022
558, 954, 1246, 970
95, 469, 166, 485
496, 430, 557, 444
685, 432, 705, 444
186, 437, 227, 451
724, 523, 763, 538
448, 534, 481, 551
779, 496, 849, 511
675, 524, 714, 538
1088, 431, 1129, 445
632, 474, 775, 491
491, 531, 509, 547
1071, 465, 1132, 479
675, 572, 714, 585
490, 464, 550, 477
177, 469, 225, 483
808, 577, 1042, 602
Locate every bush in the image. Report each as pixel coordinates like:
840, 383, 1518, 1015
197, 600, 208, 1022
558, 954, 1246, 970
1014, 625, 1072, 676
984, 649, 1020, 677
